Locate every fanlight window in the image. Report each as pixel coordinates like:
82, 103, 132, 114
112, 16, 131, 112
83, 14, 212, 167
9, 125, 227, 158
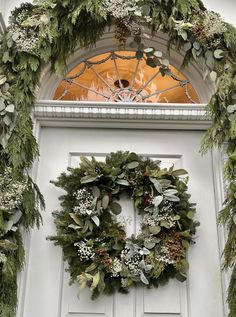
54, 51, 199, 103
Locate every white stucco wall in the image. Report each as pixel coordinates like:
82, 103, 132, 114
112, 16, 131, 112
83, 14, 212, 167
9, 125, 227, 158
0, 0, 236, 26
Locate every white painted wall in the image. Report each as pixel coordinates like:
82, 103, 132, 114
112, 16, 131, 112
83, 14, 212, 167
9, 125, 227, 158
0, 0, 235, 26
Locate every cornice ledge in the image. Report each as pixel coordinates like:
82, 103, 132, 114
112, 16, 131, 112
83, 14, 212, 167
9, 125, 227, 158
35, 101, 210, 124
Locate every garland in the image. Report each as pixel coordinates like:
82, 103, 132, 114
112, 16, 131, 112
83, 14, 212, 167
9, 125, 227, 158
0, 0, 236, 316
49, 152, 198, 298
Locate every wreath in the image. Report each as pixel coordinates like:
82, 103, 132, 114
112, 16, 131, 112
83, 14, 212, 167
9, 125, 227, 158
49, 152, 198, 298
1, 0, 236, 315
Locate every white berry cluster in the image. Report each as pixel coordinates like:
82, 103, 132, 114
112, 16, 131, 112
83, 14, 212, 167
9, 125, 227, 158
111, 257, 122, 277
143, 213, 176, 228
121, 250, 142, 276
75, 241, 95, 262
104, 0, 139, 20
73, 188, 94, 215
192, 11, 227, 46
156, 246, 175, 265
0, 167, 27, 212
9, 27, 39, 55
159, 201, 173, 214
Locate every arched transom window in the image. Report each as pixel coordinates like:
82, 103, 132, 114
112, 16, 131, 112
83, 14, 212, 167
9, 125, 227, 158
54, 51, 199, 103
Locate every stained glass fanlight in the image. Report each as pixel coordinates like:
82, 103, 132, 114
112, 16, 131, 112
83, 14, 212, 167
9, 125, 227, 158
54, 51, 200, 103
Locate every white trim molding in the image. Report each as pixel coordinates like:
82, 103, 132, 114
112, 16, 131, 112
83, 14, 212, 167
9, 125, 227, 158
35, 101, 210, 130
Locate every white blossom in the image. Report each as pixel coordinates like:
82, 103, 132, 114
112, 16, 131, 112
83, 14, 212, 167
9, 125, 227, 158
111, 257, 122, 277
0, 167, 27, 212
73, 188, 94, 215
156, 246, 175, 265
75, 240, 95, 262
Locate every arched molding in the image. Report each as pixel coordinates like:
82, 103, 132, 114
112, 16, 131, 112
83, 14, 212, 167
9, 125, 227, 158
37, 27, 214, 104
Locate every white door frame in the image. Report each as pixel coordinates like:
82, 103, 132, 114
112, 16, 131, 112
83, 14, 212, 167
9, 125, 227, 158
16, 100, 228, 317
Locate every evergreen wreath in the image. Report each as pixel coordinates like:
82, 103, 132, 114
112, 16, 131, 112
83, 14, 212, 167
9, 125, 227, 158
49, 152, 198, 298
0, 0, 236, 315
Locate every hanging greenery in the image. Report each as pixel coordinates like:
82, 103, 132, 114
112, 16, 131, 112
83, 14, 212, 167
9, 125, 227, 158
49, 152, 198, 298
0, 0, 236, 316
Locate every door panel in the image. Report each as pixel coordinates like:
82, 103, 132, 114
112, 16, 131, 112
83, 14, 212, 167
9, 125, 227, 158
21, 128, 224, 317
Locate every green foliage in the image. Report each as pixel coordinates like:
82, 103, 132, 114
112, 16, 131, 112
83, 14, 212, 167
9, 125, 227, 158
0, 0, 235, 315
49, 152, 198, 298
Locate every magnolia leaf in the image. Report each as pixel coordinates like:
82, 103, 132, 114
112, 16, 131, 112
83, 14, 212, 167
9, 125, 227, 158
92, 216, 100, 227
92, 186, 100, 197
140, 271, 149, 285
5, 104, 15, 113
227, 104, 236, 114
149, 226, 161, 235
127, 161, 139, 169
102, 195, 109, 209
214, 49, 224, 59
85, 262, 97, 273
110, 202, 122, 215
232, 94, 236, 100
91, 271, 100, 290
80, 175, 98, 184
116, 179, 130, 186
69, 213, 82, 226
68, 224, 81, 230
172, 169, 188, 176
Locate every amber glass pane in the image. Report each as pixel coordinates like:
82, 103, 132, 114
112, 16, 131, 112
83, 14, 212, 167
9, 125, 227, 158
54, 51, 199, 103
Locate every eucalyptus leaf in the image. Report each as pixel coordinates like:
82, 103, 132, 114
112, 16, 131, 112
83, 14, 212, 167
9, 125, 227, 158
5, 104, 15, 113
110, 202, 122, 215
172, 169, 188, 176
214, 49, 224, 59
187, 211, 195, 219
116, 179, 130, 186
102, 195, 109, 209
149, 226, 161, 235
92, 216, 100, 227
92, 186, 100, 197
227, 104, 236, 114
175, 272, 187, 282
152, 195, 163, 206
127, 161, 139, 169
140, 271, 149, 285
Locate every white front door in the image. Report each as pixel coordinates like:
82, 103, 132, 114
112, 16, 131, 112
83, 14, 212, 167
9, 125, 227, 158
20, 127, 224, 317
